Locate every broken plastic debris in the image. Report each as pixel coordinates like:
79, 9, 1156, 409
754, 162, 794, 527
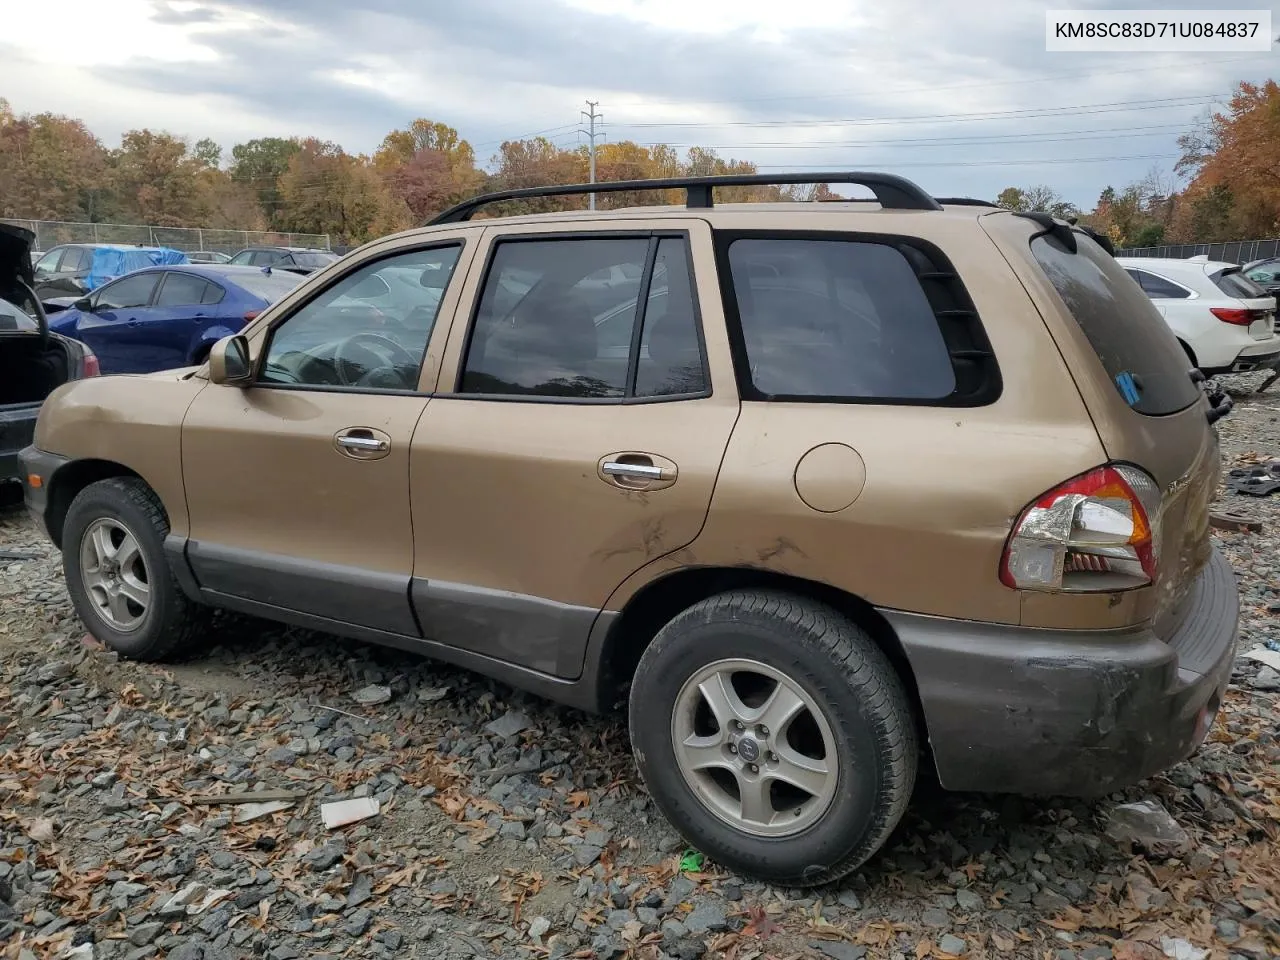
352, 684, 393, 705
1241, 646, 1280, 671
1105, 799, 1191, 854
678, 849, 705, 873
321, 796, 381, 829
232, 800, 295, 824
1161, 937, 1209, 960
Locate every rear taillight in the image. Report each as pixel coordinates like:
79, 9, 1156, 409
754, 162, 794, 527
1000, 464, 1162, 593
1210, 307, 1255, 325
82, 349, 100, 377
243, 310, 261, 324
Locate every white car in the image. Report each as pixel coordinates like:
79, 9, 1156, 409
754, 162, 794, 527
1116, 256, 1280, 376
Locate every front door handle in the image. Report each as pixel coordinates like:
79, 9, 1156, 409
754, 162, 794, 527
598, 452, 678, 490
334, 427, 392, 460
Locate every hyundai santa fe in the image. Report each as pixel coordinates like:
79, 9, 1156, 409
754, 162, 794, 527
18, 172, 1238, 886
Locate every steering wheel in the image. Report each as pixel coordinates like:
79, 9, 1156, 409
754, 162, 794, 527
333, 333, 419, 387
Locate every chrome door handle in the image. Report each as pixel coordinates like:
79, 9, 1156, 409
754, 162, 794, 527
337, 435, 389, 452
602, 461, 664, 480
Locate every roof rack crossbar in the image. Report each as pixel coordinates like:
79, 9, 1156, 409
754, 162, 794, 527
427, 171, 942, 225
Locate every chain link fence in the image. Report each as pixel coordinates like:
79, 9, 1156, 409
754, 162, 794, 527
2, 219, 331, 255
1116, 239, 1280, 264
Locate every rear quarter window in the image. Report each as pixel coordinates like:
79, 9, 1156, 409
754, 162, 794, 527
1031, 233, 1201, 416
721, 235, 998, 405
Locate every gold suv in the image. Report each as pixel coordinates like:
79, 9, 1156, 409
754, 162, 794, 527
19, 173, 1239, 886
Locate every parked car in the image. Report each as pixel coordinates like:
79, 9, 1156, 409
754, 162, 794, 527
0, 224, 98, 487
186, 250, 232, 264
1116, 256, 1280, 376
19, 173, 1237, 887
227, 246, 338, 275
33, 243, 188, 300
47, 264, 304, 374
1242, 256, 1280, 298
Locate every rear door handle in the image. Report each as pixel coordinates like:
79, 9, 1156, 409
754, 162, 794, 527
334, 427, 392, 460
602, 461, 664, 480
598, 452, 678, 490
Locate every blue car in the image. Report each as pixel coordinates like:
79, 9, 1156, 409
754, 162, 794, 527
49, 264, 304, 374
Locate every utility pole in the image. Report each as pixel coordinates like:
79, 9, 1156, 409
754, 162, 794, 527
580, 100, 602, 210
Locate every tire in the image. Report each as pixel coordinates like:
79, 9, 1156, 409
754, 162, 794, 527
629, 590, 917, 887
62, 477, 209, 661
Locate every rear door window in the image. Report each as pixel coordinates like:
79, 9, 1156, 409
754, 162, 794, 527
155, 272, 212, 307
1130, 270, 1191, 300
1031, 233, 1200, 415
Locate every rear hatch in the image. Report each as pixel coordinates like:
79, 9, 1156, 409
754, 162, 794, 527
1205, 264, 1275, 340
984, 215, 1221, 625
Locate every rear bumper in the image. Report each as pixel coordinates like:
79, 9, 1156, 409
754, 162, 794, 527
0, 404, 41, 483
887, 547, 1238, 796
1203, 343, 1280, 375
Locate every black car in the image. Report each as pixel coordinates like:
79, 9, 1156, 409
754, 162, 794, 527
0, 225, 98, 487
227, 246, 338, 275
1243, 257, 1280, 297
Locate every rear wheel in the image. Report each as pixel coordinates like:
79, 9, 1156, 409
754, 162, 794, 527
62, 477, 209, 661
629, 590, 917, 886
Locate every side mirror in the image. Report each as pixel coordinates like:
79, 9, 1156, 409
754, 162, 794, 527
74, 297, 92, 312
207, 335, 253, 385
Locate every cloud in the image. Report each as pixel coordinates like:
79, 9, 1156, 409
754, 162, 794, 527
0, 0, 1272, 205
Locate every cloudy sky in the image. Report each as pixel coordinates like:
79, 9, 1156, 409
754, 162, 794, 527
1, 0, 1276, 207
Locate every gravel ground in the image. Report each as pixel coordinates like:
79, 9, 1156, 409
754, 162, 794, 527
1, 379, 1279, 960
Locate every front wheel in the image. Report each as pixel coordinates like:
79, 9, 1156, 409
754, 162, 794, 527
629, 590, 917, 887
62, 477, 209, 661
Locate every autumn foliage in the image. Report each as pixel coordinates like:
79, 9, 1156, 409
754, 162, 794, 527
7, 80, 1280, 247
0, 99, 794, 246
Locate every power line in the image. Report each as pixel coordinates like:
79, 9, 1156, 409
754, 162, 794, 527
601, 54, 1268, 110
627, 124, 1191, 150
607, 94, 1225, 129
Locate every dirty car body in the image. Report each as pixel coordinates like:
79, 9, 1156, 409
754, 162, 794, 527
18, 173, 1238, 888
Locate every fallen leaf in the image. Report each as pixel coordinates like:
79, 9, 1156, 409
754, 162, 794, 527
916, 939, 934, 959
741, 905, 781, 940
991, 932, 1016, 952
1112, 941, 1164, 960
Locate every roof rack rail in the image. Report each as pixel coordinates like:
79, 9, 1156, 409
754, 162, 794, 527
427, 171, 942, 225
934, 197, 999, 207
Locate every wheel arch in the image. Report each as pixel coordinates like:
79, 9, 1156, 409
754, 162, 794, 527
45, 459, 146, 549
597, 566, 926, 738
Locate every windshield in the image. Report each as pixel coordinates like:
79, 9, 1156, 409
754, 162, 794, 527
293, 252, 338, 268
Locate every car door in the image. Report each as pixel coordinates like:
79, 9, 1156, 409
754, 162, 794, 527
133, 271, 217, 370
76, 271, 163, 373
1129, 267, 1195, 333
408, 219, 740, 677
178, 232, 477, 637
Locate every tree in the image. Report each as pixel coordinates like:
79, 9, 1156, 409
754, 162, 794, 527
996, 187, 1027, 211
110, 130, 210, 225
229, 137, 301, 228
996, 185, 1076, 219
193, 138, 222, 169
1173, 81, 1280, 239
276, 139, 407, 244
374, 119, 482, 222
0, 104, 111, 220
